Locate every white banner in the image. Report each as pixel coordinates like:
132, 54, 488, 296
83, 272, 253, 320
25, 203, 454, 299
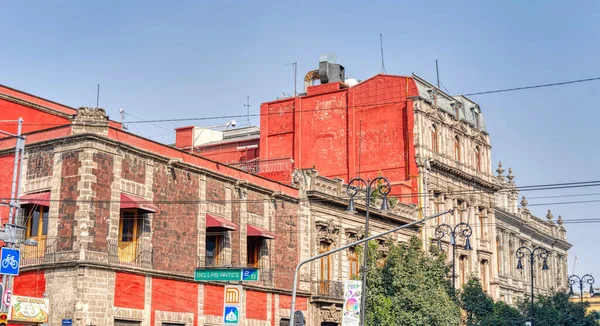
342, 280, 362, 326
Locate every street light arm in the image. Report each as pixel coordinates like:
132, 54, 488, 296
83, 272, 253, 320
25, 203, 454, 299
516, 246, 532, 260
582, 274, 595, 286
346, 178, 368, 197
369, 176, 391, 196
532, 247, 549, 260
434, 223, 453, 240
454, 222, 473, 238
569, 274, 582, 286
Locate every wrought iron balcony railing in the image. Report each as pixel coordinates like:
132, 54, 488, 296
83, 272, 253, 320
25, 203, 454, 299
20, 237, 58, 266
315, 280, 344, 299
108, 240, 153, 269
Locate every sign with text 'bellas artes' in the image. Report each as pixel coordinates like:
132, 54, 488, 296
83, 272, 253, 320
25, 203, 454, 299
8, 295, 50, 324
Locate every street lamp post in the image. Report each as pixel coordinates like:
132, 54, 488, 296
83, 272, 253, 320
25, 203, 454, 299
434, 222, 473, 292
516, 246, 549, 326
569, 274, 595, 304
346, 176, 391, 326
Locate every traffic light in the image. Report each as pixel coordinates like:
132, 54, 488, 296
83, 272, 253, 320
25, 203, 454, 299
0, 312, 8, 326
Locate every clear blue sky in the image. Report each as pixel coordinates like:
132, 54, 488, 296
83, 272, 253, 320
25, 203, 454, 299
2, 1, 600, 283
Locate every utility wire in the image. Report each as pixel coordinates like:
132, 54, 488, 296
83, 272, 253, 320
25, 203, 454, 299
463, 76, 600, 96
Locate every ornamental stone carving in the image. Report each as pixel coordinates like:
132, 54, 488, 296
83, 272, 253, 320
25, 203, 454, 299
72, 107, 109, 135
319, 304, 342, 323
316, 219, 340, 245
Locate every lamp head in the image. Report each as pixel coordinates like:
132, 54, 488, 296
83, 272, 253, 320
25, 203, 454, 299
517, 258, 523, 270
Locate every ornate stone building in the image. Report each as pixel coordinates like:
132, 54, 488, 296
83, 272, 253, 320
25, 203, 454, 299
494, 164, 571, 304
411, 75, 571, 303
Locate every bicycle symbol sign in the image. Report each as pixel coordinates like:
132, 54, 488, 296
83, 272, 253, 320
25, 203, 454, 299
0, 248, 20, 276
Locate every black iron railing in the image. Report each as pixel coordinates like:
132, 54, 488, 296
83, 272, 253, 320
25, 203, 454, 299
108, 240, 153, 268
316, 280, 344, 299
20, 237, 58, 266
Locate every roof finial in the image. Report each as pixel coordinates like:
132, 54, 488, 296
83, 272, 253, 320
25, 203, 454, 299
507, 167, 515, 184
546, 209, 554, 222
521, 196, 528, 208
557, 215, 564, 226
496, 161, 505, 177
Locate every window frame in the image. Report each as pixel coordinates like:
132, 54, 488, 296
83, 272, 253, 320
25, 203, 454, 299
348, 247, 359, 279
431, 124, 438, 152
205, 233, 222, 267
454, 136, 461, 162
25, 205, 49, 240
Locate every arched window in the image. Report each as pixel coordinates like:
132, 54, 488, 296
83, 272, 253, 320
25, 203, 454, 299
454, 136, 461, 162
431, 124, 438, 152
475, 146, 482, 172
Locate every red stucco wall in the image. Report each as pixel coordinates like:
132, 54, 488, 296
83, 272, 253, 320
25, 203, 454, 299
114, 272, 145, 310
13, 270, 45, 297
260, 75, 419, 203
151, 278, 198, 325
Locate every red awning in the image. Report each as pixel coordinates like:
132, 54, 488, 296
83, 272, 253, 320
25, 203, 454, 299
20, 192, 51, 206
206, 214, 238, 231
120, 193, 157, 213
247, 224, 275, 239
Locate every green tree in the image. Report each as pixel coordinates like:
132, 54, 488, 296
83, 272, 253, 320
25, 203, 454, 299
363, 236, 461, 326
459, 278, 525, 326
518, 291, 600, 326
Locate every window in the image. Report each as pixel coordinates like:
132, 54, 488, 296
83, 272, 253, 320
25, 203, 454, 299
247, 237, 262, 267
478, 208, 486, 240
433, 192, 441, 223
348, 247, 359, 279
459, 255, 468, 286
496, 237, 501, 274
475, 111, 480, 129
431, 124, 438, 152
23, 205, 49, 258
319, 241, 331, 294
114, 320, 141, 326
453, 136, 461, 162
481, 260, 489, 292
25, 205, 48, 240
118, 209, 145, 263
206, 234, 222, 267
475, 146, 481, 172
455, 107, 460, 119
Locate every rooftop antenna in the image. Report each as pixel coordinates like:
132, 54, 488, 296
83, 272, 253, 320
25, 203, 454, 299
380, 34, 387, 74
96, 84, 100, 108
286, 62, 297, 96
436, 60, 440, 89
244, 96, 251, 126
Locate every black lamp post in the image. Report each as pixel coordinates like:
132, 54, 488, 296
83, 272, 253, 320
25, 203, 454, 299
569, 274, 595, 303
434, 222, 473, 292
516, 246, 549, 326
346, 176, 391, 326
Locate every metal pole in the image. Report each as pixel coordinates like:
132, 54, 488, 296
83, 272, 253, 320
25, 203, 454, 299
289, 209, 454, 325
530, 252, 535, 326
360, 184, 370, 326
580, 279, 584, 304
451, 232, 456, 292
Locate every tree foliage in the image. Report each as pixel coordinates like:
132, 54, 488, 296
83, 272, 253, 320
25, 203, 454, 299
460, 278, 525, 326
517, 291, 600, 326
363, 236, 461, 326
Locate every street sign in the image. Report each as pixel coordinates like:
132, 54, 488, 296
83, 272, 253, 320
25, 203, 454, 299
223, 285, 242, 325
2, 290, 11, 307
0, 248, 20, 276
241, 268, 259, 281
62, 319, 73, 325
194, 268, 260, 282
195, 269, 241, 282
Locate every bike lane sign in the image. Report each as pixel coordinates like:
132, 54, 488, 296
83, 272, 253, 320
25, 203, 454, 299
0, 248, 20, 276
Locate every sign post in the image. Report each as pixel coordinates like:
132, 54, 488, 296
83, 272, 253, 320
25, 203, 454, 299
223, 285, 242, 325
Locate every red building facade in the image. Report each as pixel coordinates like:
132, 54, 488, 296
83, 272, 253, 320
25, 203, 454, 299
259, 75, 420, 204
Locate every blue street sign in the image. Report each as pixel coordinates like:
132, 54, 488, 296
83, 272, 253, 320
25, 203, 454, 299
224, 306, 239, 324
241, 268, 259, 281
0, 248, 20, 276
62, 319, 73, 325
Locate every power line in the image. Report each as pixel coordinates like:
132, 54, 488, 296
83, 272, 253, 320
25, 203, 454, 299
463, 76, 600, 96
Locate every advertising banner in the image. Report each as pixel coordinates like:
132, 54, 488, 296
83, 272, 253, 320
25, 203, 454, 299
9, 295, 50, 324
342, 280, 362, 326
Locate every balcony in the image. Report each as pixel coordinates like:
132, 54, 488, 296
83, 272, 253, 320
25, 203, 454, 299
228, 158, 293, 182
108, 240, 153, 269
20, 237, 58, 266
314, 280, 344, 300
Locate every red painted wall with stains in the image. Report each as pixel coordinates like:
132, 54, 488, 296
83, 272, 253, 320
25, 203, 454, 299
246, 290, 267, 320
114, 272, 145, 310
151, 278, 198, 325
260, 75, 419, 203
203, 284, 224, 316
13, 271, 46, 297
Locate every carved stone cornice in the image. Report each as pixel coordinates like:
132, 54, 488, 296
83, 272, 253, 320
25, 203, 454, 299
430, 159, 500, 191
319, 304, 342, 323
316, 219, 340, 245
